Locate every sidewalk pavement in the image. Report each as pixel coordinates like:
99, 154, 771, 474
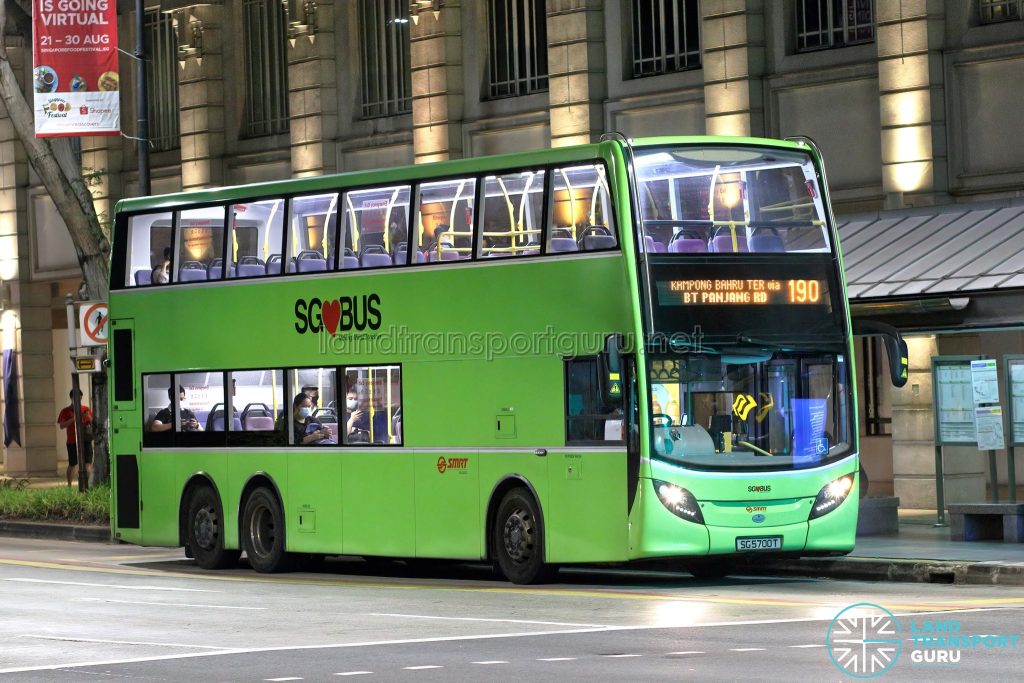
746, 508, 1024, 586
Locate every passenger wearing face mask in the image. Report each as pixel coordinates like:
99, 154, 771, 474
344, 388, 390, 444
291, 392, 333, 445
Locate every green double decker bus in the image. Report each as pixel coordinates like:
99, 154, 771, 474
108, 135, 880, 583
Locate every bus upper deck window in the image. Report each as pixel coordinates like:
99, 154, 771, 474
416, 178, 477, 264
288, 194, 339, 274
548, 165, 616, 254
340, 186, 411, 269
230, 199, 285, 279
173, 207, 227, 283
125, 212, 172, 287
478, 170, 545, 259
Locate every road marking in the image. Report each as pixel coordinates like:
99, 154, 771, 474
19, 635, 227, 650
370, 613, 608, 628
538, 658, 577, 661
667, 651, 705, 655
789, 644, 825, 648
730, 648, 766, 652
604, 653, 642, 658
403, 665, 442, 670
472, 661, 509, 664
78, 597, 265, 610
3, 557, 1023, 613
334, 673, 373, 676
0, 607, 1014, 674
4, 578, 216, 592
265, 678, 303, 681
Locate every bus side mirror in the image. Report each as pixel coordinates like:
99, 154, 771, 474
853, 319, 909, 388
600, 333, 624, 403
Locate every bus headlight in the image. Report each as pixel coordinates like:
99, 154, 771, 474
808, 474, 854, 520
653, 480, 705, 524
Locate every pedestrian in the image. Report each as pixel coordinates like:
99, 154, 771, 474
57, 388, 93, 487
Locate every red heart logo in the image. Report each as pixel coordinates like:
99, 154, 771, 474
322, 299, 340, 336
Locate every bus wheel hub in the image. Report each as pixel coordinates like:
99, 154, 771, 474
194, 508, 217, 550
503, 509, 534, 562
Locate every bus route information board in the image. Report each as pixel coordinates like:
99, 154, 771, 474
934, 358, 977, 445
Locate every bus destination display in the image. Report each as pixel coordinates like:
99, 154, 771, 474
657, 278, 825, 306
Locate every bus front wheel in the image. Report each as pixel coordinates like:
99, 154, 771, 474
186, 485, 240, 570
241, 487, 292, 573
492, 488, 557, 585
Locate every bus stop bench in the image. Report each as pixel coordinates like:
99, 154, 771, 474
947, 503, 1024, 543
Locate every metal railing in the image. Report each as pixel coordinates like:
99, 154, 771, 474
243, 0, 290, 138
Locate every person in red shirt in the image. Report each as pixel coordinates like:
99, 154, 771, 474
57, 389, 93, 487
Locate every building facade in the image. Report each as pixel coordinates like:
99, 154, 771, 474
1, 0, 1023, 503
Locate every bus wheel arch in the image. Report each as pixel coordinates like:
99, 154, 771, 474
239, 474, 292, 573
180, 474, 239, 570
486, 476, 557, 584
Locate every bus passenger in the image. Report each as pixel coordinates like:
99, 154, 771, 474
343, 389, 390, 444
152, 247, 171, 285
292, 393, 333, 445
150, 386, 201, 432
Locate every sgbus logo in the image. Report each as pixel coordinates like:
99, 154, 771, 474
294, 294, 382, 335
748, 484, 772, 493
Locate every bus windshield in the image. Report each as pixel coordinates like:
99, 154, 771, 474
647, 350, 853, 471
634, 145, 830, 254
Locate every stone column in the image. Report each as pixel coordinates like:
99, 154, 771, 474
546, 0, 606, 148
176, 5, 226, 190
288, 0, 338, 178
410, 2, 463, 164
701, 0, 765, 137
0, 40, 58, 477
875, 0, 947, 207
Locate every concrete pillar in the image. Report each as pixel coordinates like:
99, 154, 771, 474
176, 5, 226, 190
410, 2, 463, 164
288, 0, 338, 178
701, 0, 765, 137
891, 336, 985, 509
546, 0, 606, 148
875, 0, 947, 206
0, 41, 59, 477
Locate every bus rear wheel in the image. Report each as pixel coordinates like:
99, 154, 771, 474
492, 488, 557, 585
186, 485, 240, 570
241, 487, 292, 573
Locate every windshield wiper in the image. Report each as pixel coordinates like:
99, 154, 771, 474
726, 335, 845, 352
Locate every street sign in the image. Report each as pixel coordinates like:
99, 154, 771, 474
78, 302, 109, 347
73, 356, 101, 373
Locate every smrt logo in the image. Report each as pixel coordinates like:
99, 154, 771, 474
294, 294, 381, 336
745, 505, 767, 513
436, 456, 468, 474
747, 485, 772, 493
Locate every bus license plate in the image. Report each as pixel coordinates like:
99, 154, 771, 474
736, 536, 782, 551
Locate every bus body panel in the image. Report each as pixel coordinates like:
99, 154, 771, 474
544, 449, 629, 563
287, 450, 343, 554
414, 450, 480, 559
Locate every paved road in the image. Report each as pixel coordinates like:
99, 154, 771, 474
0, 537, 1020, 680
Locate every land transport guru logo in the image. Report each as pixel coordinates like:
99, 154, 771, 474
827, 603, 902, 678
294, 294, 381, 336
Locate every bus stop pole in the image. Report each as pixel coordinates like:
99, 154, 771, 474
934, 444, 946, 527
1008, 446, 1017, 504
65, 295, 87, 492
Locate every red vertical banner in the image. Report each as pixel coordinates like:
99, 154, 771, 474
32, 0, 120, 137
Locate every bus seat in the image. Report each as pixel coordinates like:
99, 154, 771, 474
710, 235, 748, 253
266, 255, 282, 274
245, 416, 275, 431
668, 238, 707, 253
428, 250, 460, 262
238, 263, 265, 278
193, 410, 209, 426
327, 256, 335, 270
342, 255, 359, 269
652, 240, 667, 253
134, 269, 152, 286
208, 258, 224, 279
581, 235, 616, 251
178, 262, 208, 281
233, 416, 243, 431
549, 237, 578, 253
750, 234, 785, 252
296, 257, 327, 272
645, 235, 656, 251
361, 252, 392, 267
